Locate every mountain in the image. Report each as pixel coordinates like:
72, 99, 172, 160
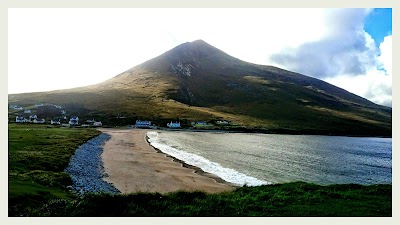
8, 40, 391, 136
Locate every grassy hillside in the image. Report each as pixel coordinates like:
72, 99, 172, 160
8, 40, 392, 136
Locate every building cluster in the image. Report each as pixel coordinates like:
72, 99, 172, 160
15, 115, 45, 124
10, 103, 103, 127
10, 104, 232, 129
134, 120, 231, 129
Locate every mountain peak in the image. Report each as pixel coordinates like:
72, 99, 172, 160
159, 39, 241, 70
173, 39, 216, 52
191, 39, 207, 44
181, 39, 210, 46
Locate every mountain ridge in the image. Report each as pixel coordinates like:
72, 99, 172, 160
8, 40, 391, 136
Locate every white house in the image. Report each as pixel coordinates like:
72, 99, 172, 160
135, 120, 151, 128
29, 115, 38, 120
35, 103, 44, 108
51, 120, 61, 125
15, 116, 26, 123
216, 120, 230, 125
69, 116, 79, 126
93, 121, 102, 127
24, 109, 32, 114
33, 118, 45, 124
167, 121, 181, 128
196, 121, 207, 126
61, 110, 67, 115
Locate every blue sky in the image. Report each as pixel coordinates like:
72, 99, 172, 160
8, 8, 393, 107
364, 8, 392, 45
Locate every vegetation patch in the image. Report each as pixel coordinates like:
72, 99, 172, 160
26, 182, 391, 217
8, 123, 100, 216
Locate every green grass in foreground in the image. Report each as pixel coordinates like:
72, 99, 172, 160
8, 123, 101, 216
28, 182, 391, 217
8, 124, 391, 217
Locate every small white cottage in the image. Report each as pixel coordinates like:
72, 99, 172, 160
135, 120, 151, 128
51, 120, 61, 125
93, 121, 102, 127
196, 121, 207, 126
29, 115, 38, 120
33, 118, 45, 124
217, 120, 230, 125
69, 116, 79, 126
167, 121, 181, 128
15, 116, 26, 123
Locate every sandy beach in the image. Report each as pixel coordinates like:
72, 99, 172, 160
99, 128, 235, 194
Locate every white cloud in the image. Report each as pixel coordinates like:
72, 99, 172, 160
268, 8, 391, 107
269, 9, 376, 78
377, 35, 392, 75
325, 35, 392, 107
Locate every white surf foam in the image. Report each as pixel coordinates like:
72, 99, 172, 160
147, 131, 270, 186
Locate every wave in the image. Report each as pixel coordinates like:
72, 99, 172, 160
146, 131, 270, 186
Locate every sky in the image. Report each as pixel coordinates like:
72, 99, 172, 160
8, 8, 392, 107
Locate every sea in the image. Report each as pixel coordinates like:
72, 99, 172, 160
146, 131, 392, 186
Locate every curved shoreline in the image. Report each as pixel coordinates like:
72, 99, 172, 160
99, 128, 236, 194
144, 135, 239, 187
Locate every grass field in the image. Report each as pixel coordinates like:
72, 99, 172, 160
8, 123, 100, 216
8, 124, 392, 217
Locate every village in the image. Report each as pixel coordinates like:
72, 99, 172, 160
8, 103, 233, 130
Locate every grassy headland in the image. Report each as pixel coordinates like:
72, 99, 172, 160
8, 124, 391, 217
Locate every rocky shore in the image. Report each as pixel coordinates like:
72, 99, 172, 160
64, 133, 120, 195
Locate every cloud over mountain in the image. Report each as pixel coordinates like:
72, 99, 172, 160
268, 9, 391, 106
270, 9, 373, 78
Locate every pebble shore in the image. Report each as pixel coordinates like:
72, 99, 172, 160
64, 133, 120, 195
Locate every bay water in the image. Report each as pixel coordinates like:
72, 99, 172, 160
146, 131, 392, 186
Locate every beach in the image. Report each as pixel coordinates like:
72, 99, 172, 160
99, 128, 235, 194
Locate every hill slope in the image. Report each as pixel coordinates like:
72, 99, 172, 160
8, 40, 391, 136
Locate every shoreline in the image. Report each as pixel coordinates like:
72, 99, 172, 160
144, 134, 239, 187
99, 128, 236, 194
121, 126, 392, 138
